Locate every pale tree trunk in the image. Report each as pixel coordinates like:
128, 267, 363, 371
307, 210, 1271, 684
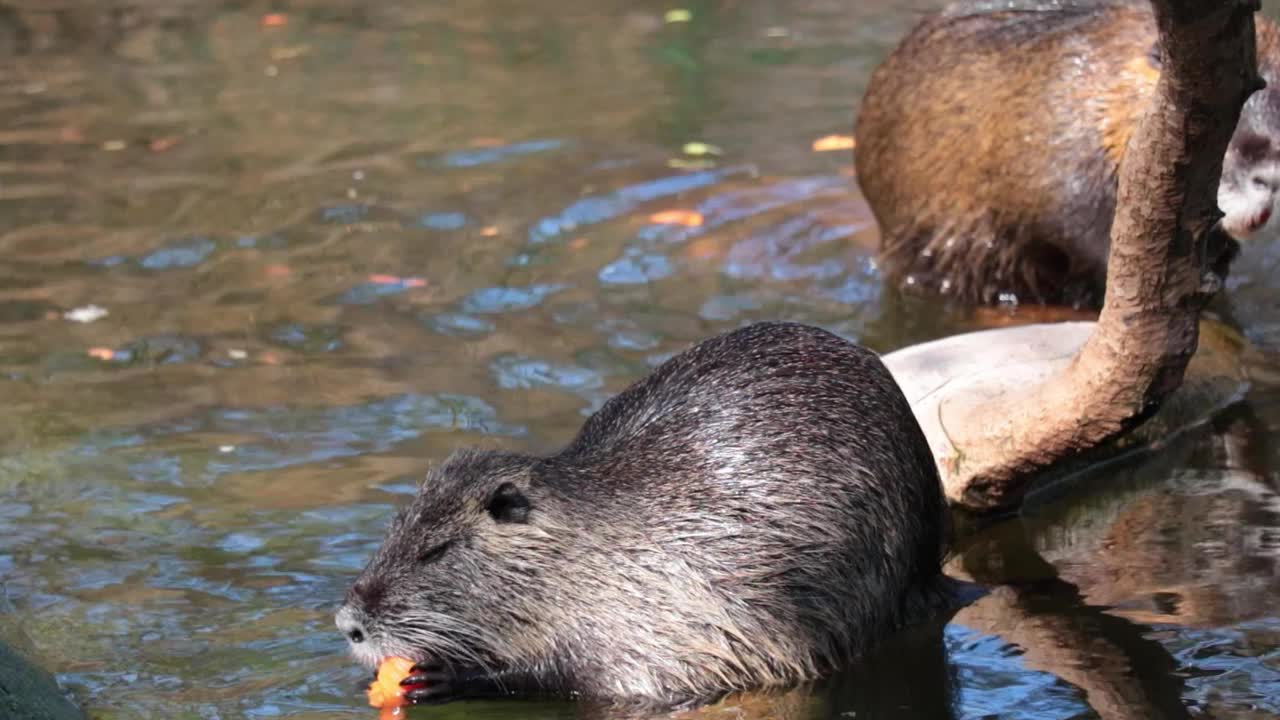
942, 0, 1263, 510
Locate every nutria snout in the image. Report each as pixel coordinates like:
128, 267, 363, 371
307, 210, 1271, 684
338, 321, 952, 708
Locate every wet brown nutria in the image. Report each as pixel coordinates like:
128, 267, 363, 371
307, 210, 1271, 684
336, 321, 953, 708
855, 0, 1280, 308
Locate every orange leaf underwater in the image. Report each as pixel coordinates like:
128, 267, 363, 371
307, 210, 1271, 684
649, 210, 704, 227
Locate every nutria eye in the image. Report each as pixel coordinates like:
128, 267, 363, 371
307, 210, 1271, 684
1236, 133, 1271, 163
487, 482, 530, 524
418, 540, 453, 565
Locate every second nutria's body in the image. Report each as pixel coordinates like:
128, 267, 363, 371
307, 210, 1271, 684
337, 322, 951, 708
856, 0, 1280, 307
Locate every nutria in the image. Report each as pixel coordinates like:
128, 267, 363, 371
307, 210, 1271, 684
855, 0, 1280, 307
336, 321, 952, 708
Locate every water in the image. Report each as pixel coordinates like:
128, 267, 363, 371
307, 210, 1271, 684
1, 1, 1278, 718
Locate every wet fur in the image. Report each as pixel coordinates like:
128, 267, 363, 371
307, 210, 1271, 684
856, 0, 1280, 307
342, 322, 951, 707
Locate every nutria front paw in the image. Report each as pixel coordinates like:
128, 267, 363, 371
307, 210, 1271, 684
400, 663, 458, 705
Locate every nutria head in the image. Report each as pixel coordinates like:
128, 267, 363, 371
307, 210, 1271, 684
1220, 85, 1280, 239
1218, 22, 1280, 240
335, 449, 559, 674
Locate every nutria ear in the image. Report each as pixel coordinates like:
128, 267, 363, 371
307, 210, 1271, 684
487, 482, 531, 524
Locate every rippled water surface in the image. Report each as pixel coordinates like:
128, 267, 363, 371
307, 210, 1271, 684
2, 1, 1280, 719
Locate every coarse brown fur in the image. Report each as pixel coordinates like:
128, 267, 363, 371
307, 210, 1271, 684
855, 0, 1280, 307
337, 322, 954, 709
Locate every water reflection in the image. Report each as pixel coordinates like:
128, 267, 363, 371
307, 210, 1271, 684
0, 1, 1278, 719
950, 404, 1280, 720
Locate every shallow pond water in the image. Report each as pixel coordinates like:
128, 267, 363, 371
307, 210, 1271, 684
1, 1, 1279, 719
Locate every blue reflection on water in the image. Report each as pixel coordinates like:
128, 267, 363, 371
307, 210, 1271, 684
434, 139, 566, 168
526, 167, 752, 245
139, 237, 219, 270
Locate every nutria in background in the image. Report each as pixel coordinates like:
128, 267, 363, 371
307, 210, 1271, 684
855, 0, 1280, 307
337, 322, 953, 708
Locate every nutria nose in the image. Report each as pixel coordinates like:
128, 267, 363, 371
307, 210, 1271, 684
335, 605, 367, 645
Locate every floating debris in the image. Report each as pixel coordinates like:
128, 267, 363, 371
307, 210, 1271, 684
812, 134, 856, 152
682, 142, 722, 157
64, 305, 109, 324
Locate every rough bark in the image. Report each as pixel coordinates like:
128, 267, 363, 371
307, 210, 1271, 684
941, 0, 1262, 510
